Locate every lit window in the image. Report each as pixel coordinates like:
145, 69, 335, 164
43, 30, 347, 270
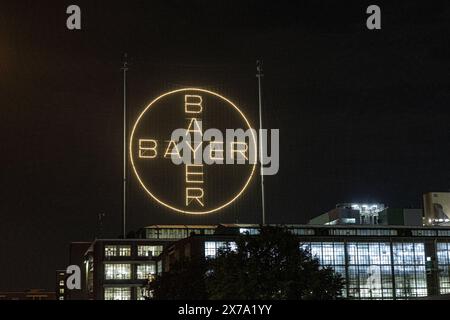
137, 245, 163, 257
59, 280, 64, 286
157, 260, 162, 275
146, 229, 158, 239
289, 228, 315, 236
159, 228, 187, 239
104, 287, 131, 300
204, 241, 237, 258
105, 245, 117, 257
118, 246, 131, 256
330, 229, 357, 236
136, 287, 152, 300
239, 228, 260, 235
437, 242, 450, 294
137, 264, 156, 279
412, 230, 437, 237
104, 264, 131, 280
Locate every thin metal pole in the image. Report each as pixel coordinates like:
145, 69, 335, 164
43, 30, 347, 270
256, 60, 266, 225
121, 54, 128, 238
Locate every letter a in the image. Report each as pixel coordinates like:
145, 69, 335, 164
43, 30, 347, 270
66, 265, 81, 290
366, 5, 381, 30
66, 5, 81, 30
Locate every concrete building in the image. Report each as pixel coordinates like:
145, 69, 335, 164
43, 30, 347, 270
424, 192, 450, 226
82, 225, 216, 300
309, 203, 385, 225
59, 199, 450, 300
378, 208, 423, 226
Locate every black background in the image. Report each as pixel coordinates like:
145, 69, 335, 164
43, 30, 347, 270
0, 0, 449, 290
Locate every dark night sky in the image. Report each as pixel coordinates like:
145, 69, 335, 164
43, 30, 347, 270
0, 0, 449, 290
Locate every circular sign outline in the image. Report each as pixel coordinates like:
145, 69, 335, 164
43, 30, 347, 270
129, 88, 257, 215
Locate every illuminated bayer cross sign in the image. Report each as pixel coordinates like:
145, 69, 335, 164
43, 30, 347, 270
130, 88, 257, 215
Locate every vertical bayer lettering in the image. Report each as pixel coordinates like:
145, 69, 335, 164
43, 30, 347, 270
185, 95, 204, 208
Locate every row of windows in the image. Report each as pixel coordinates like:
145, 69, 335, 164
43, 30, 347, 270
329, 229, 398, 236
238, 227, 315, 236
105, 245, 131, 257
104, 287, 130, 300
438, 230, 450, 237
104, 245, 163, 257
104, 287, 151, 300
104, 263, 156, 280
331, 228, 450, 237
143, 226, 450, 239
288, 228, 315, 236
411, 230, 437, 237
146, 228, 215, 239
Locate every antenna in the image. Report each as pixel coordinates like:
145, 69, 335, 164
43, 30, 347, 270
96, 212, 105, 238
256, 60, 266, 225
121, 53, 129, 238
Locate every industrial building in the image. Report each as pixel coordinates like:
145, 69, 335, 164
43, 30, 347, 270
157, 224, 450, 300
61, 222, 450, 300
59, 194, 450, 300
424, 192, 450, 226
78, 225, 216, 300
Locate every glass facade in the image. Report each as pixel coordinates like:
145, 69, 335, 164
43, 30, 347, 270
104, 264, 131, 280
300, 241, 430, 299
104, 287, 131, 300
301, 242, 347, 297
437, 242, 450, 294
392, 243, 427, 298
347, 242, 393, 299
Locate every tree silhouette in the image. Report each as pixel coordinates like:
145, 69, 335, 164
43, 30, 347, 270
148, 258, 207, 300
206, 226, 344, 299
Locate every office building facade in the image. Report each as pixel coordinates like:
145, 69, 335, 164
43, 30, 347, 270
83, 225, 217, 300
158, 224, 450, 300
65, 223, 450, 300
